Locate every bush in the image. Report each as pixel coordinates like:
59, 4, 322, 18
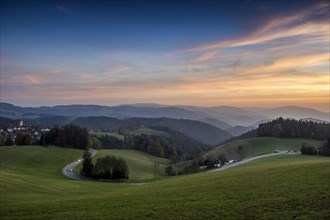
301, 145, 317, 155
165, 165, 176, 176
318, 139, 330, 156
4, 135, 14, 146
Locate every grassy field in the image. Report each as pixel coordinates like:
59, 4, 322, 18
128, 127, 172, 137
1, 145, 329, 219
207, 137, 322, 159
90, 131, 125, 140
75, 149, 171, 181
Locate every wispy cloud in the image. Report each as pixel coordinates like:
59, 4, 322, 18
1, 2, 329, 111
2, 74, 44, 85
184, 2, 329, 52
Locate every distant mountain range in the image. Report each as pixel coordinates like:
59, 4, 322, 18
1, 102, 328, 137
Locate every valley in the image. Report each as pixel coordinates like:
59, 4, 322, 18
2, 1, 329, 219
0, 104, 329, 219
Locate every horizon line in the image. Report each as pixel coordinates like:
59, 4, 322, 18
1, 101, 329, 113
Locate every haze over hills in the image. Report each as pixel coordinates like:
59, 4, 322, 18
1, 102, 328, 127
0, 115, 232, 146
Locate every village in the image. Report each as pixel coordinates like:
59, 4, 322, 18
0, 120, 50, 146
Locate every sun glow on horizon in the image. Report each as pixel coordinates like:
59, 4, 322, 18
1, 1, 329, 112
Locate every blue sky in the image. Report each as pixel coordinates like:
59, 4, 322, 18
1, 0, 329, 111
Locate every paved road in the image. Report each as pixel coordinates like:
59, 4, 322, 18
62, 149, 146, 185
62, 148, 97, 181
208, 151, 297, 172
63, 149, 296, 182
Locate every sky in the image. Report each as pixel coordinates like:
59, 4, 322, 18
1, 0, 329, 111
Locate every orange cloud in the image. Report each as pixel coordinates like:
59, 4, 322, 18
184, 2, 329, 52
2, 74, 44, 85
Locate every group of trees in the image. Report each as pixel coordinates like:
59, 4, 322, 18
165, 165, 176, 176
95, 127, 207, 162
40, 125, 89, 149
97, 134, 205, 162
0, 132, 33, 146
88, 136, 102, 149
301, 139, 330, 156
166, 153, 229, 176
15, 132, 32, 145
257, 118, 329, 140
81, 151, 129, 180
258, 118, 329, 157
0, 133, 14, 146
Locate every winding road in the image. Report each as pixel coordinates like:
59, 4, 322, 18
63, 149, 297, 181
208, 151, 297, 172
62, 148, 97, 181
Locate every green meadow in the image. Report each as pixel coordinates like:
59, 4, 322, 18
128, 127, 172, 138
75, 149, 171, 181
207, 137, 322, 158
90, 131, 125, 140
90, 127, 172, 140
1, 145, 329, 219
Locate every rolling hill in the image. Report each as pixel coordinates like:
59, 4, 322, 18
1, 145, 329, 219
1, 102, 329, 127
206, 137, 322, 161
0, 115, 232, 146
78, 149, 171, 181
73, 117, 232, 146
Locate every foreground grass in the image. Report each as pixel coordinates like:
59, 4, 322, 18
1, 146, 329, 219
208, 137, 322, 159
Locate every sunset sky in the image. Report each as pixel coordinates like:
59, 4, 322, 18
1, 0, 329, 111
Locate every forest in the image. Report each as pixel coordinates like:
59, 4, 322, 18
257, 118, 329, 140
40, 125, 89, 150
96, 127, 208, 162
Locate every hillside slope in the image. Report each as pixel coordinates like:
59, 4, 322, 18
1, 146, 329, 219
206, 137, 322, 161
0, 115, 231, 146
86, 150, 170, 181
73, 117, 232, 145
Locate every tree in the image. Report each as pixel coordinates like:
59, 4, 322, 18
112, 157, 129, 180
147, 141, 164, 157
165, 165, 176, 176
318, 138, 330, 156
271, 123, 283, 137
301, 142, 317, 155
205, 155, 216, 168
81, 151, 94, 177
0, 133, 5, 146
89, 136, 102, 149
4, 135, 14, 146
15, 132, 32, 145
92, 155, 129, 180
43, 125, 90, 149
218, 153, 228, 164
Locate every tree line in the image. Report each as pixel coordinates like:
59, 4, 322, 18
40, 125, 89, 149
257, 118, 329, 140
0, 132, 36, 146
95, 128, 207, 162
81, 151, 129, 180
